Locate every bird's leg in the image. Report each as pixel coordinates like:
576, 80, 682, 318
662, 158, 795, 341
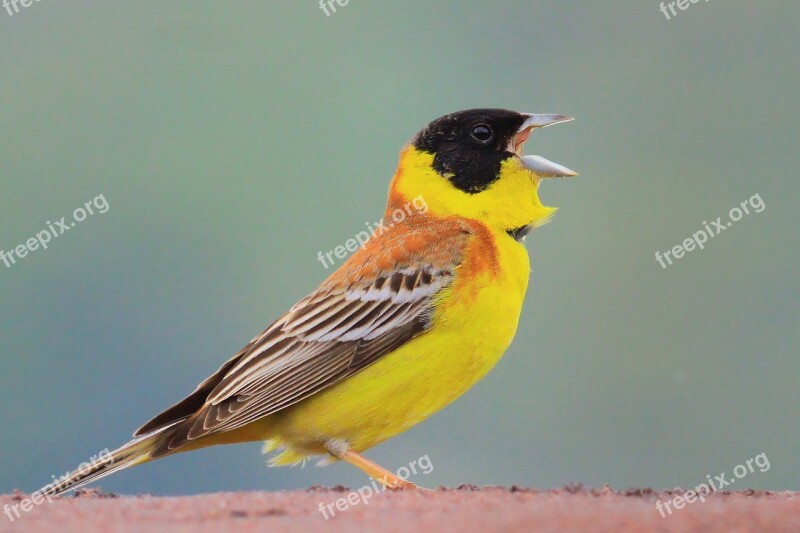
325, 440, 417, 490
337, 449, 417, 490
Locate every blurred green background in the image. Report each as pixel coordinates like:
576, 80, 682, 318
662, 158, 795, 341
1, 1, 798, 495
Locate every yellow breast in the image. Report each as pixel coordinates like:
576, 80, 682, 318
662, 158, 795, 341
271, 226, 530, 457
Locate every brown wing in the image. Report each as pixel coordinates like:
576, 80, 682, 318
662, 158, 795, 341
136, 220, 472, 457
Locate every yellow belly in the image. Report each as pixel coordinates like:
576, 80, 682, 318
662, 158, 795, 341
267, 232, 530, 462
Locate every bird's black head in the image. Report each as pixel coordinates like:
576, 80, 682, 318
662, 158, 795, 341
412, 109, 528, 194
396, 108, 575, 235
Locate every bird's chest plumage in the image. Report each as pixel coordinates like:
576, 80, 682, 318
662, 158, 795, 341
431, 231, 530, 382
274, 229, 531, 453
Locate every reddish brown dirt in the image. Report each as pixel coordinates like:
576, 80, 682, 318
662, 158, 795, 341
1, 486, 798, 532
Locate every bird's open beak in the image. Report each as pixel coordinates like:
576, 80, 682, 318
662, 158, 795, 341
508, 114, 578, 178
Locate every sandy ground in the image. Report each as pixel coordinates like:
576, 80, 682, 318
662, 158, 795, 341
1, 485, 798, 532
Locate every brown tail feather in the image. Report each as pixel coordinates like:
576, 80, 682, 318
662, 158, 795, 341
38, 434, 161, 497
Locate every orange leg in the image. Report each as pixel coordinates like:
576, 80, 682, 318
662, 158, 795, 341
327, 444, 417, 490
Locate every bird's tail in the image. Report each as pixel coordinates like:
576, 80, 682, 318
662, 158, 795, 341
38, 434, 161, 498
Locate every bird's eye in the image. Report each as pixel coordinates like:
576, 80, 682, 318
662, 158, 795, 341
470, 123, 494, 143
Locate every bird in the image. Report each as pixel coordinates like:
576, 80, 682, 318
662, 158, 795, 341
40, 108, 576, 496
